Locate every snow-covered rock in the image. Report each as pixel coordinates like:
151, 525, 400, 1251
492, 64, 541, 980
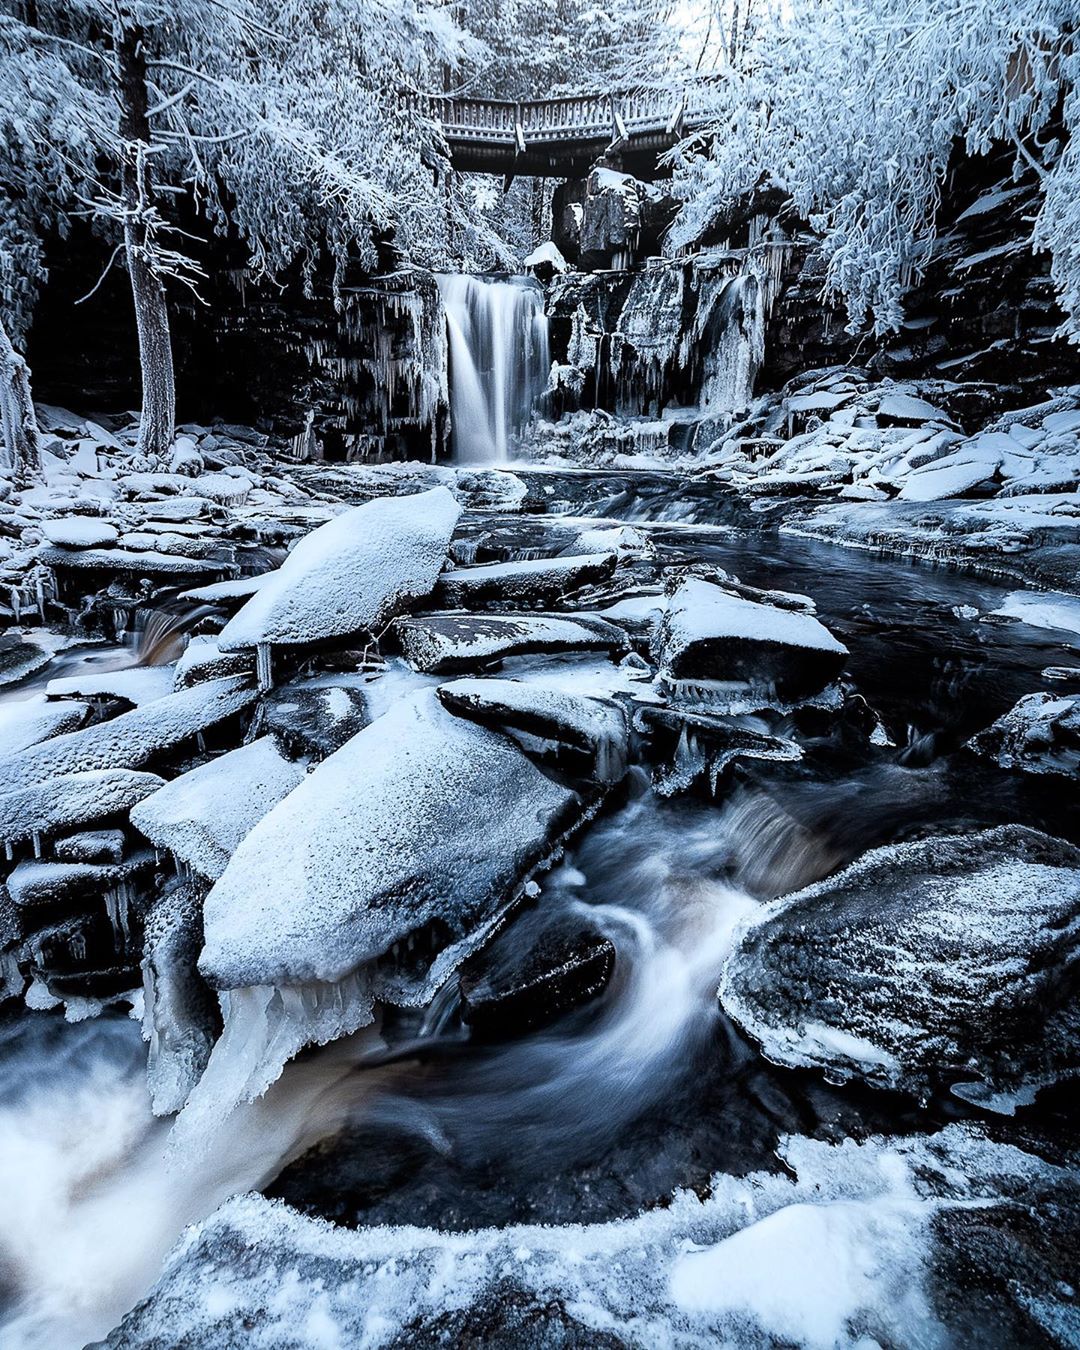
218, 487, 460, 652
0, 769, 165, 846
434, 551, 618, 610
394, 612, 629, 674
104, 1124, 1080, 1350
967, 692, 1080, 778
200, 691, 583, 995
40, 517, 119, 548
0, 677, 258, 791
720, 825, 1080, 1113
437, 677, 629, 784
7, 853, 154, 909
0, 694, 88, 756
130, 738, 306, 880
658, 577, 847, 702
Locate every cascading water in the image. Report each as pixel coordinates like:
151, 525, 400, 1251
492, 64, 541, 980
437, 275, 550, 464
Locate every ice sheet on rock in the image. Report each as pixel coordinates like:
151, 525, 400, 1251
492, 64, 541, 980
434, 551, 618, 610
991, 589, 1080, 638
719, 825, 1080, 1109
200, 691, 581, 992
46, 666, 175, 706
0, 695, 88, 756
0, 677, 257, 791
142, 880, 220, 1116
394, 612, 628, 674
179, 574, 270, 604
131, 738, 306, 880
103, 1124, 1078, 1350
218, 488, 461, 651
40, 518, 119, 548
0, 769, 164, 845
437, 678, 629, 784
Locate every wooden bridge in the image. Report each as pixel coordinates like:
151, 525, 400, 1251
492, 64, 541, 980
419, 84, 721, 179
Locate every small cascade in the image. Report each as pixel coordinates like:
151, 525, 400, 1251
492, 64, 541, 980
437, 275, 550, 464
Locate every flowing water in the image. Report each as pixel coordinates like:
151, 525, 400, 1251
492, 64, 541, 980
438, 275, 550, 464
1, 473, 1078, 1345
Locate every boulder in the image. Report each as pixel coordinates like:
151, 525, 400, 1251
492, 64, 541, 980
658, 577, 847, 704
394, 613, 628, 675
40, 517, 119, 548
459, 908, 616, 1038
130, 737, 306, 881
437, 678, 628, 784
260, 685, 370, 762
0, 694, 88, 755
0, 769, 164, 847
7, 852, 155, 910
218, 487, 461, 652
200, 691, 584, 999
720, 825, 1080, 1112
0, 676, 258, 791
967, 692, 1080, 778
434, 552, 618, 611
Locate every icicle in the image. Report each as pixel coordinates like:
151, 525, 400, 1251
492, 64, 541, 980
105, 881, 133, 949
256, 642, 273, 691
31, 831, 41, 859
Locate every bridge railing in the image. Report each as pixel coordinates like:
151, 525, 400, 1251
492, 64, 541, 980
415, 81, 722, 148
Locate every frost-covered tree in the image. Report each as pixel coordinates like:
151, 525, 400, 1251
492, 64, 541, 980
1, 0, 471, 462
671, 0, 1080, 339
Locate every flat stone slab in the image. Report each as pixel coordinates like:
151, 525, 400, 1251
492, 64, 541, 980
394, 612, 629, 674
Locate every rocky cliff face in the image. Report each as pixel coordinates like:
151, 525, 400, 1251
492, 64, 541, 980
27, 226, 449, 463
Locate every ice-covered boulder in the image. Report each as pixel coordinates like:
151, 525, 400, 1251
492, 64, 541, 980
437, 678, 629, 784
0, 676, 257, 791
967, 692, 1079, 778
394, 612, 628, 674
130, 738, 305, 880
720, 825, 1080, 1112
434, 551, 618, 611
217, 487, 461, 652
200, 691, 582, 995
260, 684, 370, 761
658, 577, 847, 703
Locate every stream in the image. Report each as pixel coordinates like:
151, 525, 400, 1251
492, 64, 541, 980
1, 473, 1078, 1345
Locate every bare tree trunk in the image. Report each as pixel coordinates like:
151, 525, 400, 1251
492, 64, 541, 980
116, 12, 175, 464
0, 316, 42, 485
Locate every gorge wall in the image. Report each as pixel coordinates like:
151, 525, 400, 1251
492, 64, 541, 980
25, 144, 1080, 462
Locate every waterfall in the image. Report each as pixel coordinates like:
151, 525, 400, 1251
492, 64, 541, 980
437, 275, 549, 464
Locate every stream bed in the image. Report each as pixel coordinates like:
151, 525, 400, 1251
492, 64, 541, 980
1, 470, 1078, 1346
